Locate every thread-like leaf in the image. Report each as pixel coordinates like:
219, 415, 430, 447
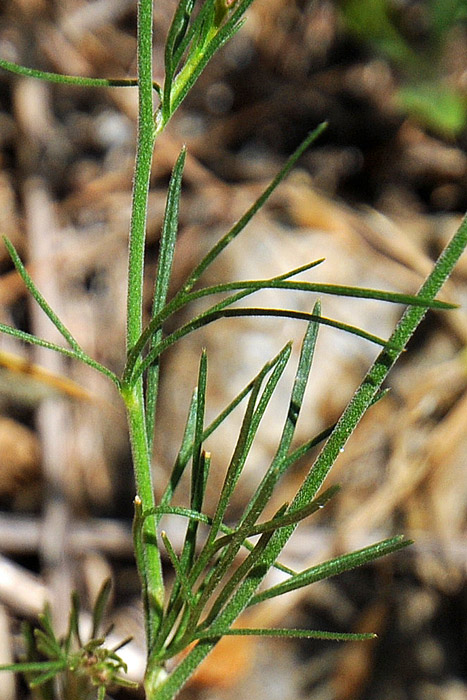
0, 321, 114, 387
28, 665, 67, 689
196, 628, 376, 641
159, 343, 302, 505
133, 303, 398, 382
125, 257, 325, 380
91, 578, 112, 640
217, 485, 340, 548
182, 352, 209, 567
143, 504, 297, 576
182, 278, 455, 310
0, 58, 161, 91
4, 237, 82, 352
159, 388, 198, 513
196, 510, 285, 634
64, 593, 80, 655
170, 343, 292, 629
1, 239, 119, 386
163, 0, 196, 117
250, 536, 412, 606
180, 125, 327, 295
207, 343, 292, 544
146, 147, 187, 449
166, 354, 210, 626
161, 531, 197, 609
238, 304, 322, 532
0, 661, 65, 674
187, 312, 321, 622
180, 314, 320, 634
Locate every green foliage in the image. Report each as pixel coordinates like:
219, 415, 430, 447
0, 1, 466, 699
0, 581, 137, 700
341, 0, 467, 136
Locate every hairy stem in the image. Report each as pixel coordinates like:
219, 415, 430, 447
125, 0, 164, 654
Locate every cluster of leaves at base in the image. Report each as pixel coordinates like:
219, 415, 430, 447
0, 580, 136, 700
341, 0, 467, 137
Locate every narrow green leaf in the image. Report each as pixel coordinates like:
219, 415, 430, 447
133, 303, 397, 382
33, 631, 62, 661
250, 536, 412, 606
196, 627, 376, 641
183, 278, 456, 310
167, 353, 210, 625
180, 124, 327, 295
208, 343, 292, 543
64, 592, 80, 654
125, 253, 325, 379
0, 58, 160, 91
171, 1, 210, 72
239, 305, 322, 530
190, 312, 321, 627
161, 531, 197, 609
91, 578, 112, 639
4, 237, 82, 352
70, 591, 83, 648
197, 508, 285, 632
143, 504, 296, 577
146, 147, 187, 450
166, 313, 320, 643
170, 21, 244, 118
29, 665, 67, 688
192, 350, 209, 511
164, 0, 196, 116
182, 352, 209, 566
218, 485, 340, 544
172, 344, 292, 628
0, 321, 120, 386
159, 388, 198, 514
159, 344, 298, 504
0, 661, 64, 674
147, 504, 212, 526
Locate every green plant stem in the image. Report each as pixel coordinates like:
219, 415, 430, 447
127, 0, 156, 349
124, 386, 164, 648
124, 0, 164, 666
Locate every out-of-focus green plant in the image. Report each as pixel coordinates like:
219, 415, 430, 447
1, 580, 136, 700
341, 0, 467, 137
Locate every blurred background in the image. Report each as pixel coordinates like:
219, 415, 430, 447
0, 1, 466, 699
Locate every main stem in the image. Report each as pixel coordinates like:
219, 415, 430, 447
125, 0, 164, 656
